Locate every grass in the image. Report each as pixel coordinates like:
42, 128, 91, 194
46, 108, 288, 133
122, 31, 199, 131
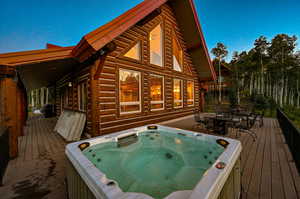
282, 106, 300, 130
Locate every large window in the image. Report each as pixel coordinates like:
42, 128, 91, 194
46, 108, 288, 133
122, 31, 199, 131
150, 74, 164, 110
119, 69, 141, 114
173, 79, 183, 108
150, 24, 163, 66
173, 36, 183, 72
187, 81, 194, 106
78, 81, 87, 111
124, 41, 141, 60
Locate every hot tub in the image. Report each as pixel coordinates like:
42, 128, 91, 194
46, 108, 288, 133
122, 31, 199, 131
65, 125, 242, 199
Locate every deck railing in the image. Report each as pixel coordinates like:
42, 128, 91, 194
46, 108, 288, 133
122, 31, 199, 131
277, 108, 300, 172
0, 126, 9, 186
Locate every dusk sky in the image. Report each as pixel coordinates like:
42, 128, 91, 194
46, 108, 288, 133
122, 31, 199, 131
1, 0, 300, 61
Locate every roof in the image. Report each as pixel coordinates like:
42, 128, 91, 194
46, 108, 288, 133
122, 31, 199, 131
0, 46, 73, 66
0, 0, 216, 85
212, 60, 232, 76
72, 0, 216, 80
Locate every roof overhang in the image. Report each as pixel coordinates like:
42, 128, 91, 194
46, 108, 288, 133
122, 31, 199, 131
0, 47, 78, 90
170, 0, 216, 81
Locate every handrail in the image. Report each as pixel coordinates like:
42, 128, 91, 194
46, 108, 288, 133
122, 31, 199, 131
277, 108, 300, 173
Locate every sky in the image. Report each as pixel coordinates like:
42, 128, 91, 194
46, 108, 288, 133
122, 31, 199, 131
0, 0, 300, 61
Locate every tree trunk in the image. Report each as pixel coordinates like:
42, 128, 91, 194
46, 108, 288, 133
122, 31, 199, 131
218, 59, 222, 103
250, 73, 253, 95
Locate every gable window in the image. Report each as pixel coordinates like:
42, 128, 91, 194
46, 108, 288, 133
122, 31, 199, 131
173, 79, 183, 108
150, 74, 164, 110
187, 81, 194, 106
119, 69, 141, 114
124, 41, 141, 60
173, 36, 183, 72
78, 81, 87, 111
150, 24, 163, 66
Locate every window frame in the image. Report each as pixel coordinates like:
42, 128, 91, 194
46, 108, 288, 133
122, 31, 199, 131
149, 74, 164, 111
172, 32, 184, 72
149, 23, 164, 67
119, 68, 142, 115
77, 81, 87, 112
173, 78, 183, 109
122, 40, 142, 62
187, 80, 195, 107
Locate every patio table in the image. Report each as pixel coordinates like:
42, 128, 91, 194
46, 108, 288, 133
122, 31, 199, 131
204, 116, 241, 135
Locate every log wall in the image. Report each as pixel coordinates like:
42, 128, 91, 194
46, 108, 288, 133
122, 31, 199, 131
96, 4, 202, 135
55, 4, 207, 136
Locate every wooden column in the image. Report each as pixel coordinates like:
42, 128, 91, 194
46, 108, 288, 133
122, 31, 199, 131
90, 61, 100, 137
0, 66, 26, 158
0, 78, 19, 158
199, 82, 206, 112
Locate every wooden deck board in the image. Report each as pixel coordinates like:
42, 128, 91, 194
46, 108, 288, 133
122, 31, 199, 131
270, 119, 285, 199
165, 116, 300, 199
0, 115, 299, 199
260, 120, 272, 199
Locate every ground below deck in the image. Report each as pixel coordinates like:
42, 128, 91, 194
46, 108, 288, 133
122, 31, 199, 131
0, 115, 299, 199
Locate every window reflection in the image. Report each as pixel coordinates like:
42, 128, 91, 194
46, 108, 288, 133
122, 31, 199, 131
150, 75, 164, 110
150, 24, 163, 66
119, 69, 141, 113
124, 41, 141, 60
173, 36, 183, 72
187, 81, 194, 106
173, 79, 183, 108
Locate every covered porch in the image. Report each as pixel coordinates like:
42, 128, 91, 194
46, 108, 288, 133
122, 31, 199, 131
0, 115, 299, 199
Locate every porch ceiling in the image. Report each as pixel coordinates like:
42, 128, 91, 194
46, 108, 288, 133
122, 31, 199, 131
17, 58, 78, 91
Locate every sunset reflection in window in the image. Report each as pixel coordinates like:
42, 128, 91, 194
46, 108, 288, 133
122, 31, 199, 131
173, 36, 183, 72
150, 74, 164, 110
119, 69, 141, 114
150, 24, 163, 66
173, 79, 183, 108
124, 41, 141, 60
187, 81, 194, 106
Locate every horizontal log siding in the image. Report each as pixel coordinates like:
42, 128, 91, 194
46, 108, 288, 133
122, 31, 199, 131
98, 4, 202, 135
55, 67, 92, 135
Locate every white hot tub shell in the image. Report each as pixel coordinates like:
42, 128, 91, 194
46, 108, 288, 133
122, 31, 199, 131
65, 125, 242, 199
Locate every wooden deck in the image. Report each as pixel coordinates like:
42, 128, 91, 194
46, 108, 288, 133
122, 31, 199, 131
165, 116, 300, 199
0, 116, 67, 199
0, 115, 299, 199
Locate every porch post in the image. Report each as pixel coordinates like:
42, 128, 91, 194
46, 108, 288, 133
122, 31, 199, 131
199, 82, 206, 112
0, 65, 23, 158
90, 60, 100, 137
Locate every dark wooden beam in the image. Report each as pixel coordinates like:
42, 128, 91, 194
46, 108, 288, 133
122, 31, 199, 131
137, 8, 161, 26
187, 43, 202, 52
0, 65, 16, 78
93, 42, 116, 80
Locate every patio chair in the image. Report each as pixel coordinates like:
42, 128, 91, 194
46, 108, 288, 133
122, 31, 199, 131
256, 111, 264, 127
235, 114, 258, 141
193, 112, 207, 129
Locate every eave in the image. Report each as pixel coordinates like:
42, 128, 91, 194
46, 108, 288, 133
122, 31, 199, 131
0, 46, 74, 66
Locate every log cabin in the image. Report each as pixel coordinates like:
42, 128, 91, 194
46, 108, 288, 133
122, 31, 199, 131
0, 0, 216, 157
